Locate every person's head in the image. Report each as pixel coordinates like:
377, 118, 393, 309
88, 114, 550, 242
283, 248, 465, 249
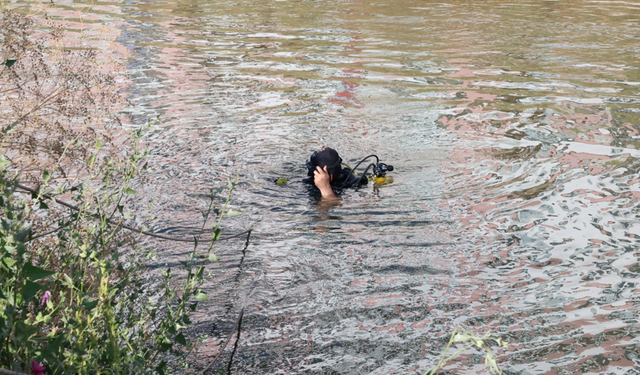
307, 146, 342, 182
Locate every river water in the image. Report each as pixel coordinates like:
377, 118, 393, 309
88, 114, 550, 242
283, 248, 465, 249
35, 0, 640, 373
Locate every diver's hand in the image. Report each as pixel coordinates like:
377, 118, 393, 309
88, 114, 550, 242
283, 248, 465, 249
314, 166, 338, 200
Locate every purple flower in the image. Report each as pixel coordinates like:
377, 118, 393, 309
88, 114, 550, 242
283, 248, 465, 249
31, 360, 45, 375
41, 291, 51, 306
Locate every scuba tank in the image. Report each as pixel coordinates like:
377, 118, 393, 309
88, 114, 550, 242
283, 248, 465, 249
372, 162, 394, 186
340, 155, 394, 188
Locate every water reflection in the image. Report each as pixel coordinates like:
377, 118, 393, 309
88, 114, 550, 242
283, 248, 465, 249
24, 0, 640, 373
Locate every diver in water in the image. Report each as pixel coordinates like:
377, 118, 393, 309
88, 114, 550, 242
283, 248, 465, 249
304, 146, 368, 200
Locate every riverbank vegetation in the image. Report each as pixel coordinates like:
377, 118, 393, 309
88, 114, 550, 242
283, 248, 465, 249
0, 8, 231, 374
1, 7, 511, 375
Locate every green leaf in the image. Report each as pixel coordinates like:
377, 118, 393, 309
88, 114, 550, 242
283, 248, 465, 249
175, 333, 187, 346
3, 257, 17, 268
95, 138, 102, 150
225, 209, 242, 217
43, 168, 50, 181
4, 245, 16, 254
155, 361, 167, 375
194, 292, 209, 302
160, 336, 173, 351
83, 298, 98, 311
4, 59, 16, 68
276, 177, 287, 185
15, 228, 31, 242
23, 280, 43, 302
208, 253, 218, 263
0, 157, 9, 169
63, 273, 74, 288
228, 178, 233, 190
23, 262, 55, 281
88, 154, 95, 165
41, 334, 63, 357
213, 227, 220, 241
474, 338, 483, 348
125, 188, 138, 194
13, 320, 38, 342
453, 333, 472, 343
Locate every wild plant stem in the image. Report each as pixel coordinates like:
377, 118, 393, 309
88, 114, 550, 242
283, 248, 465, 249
423, 327, 459, 375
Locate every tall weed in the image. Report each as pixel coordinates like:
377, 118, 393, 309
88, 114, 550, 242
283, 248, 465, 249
0, 8, 232, 374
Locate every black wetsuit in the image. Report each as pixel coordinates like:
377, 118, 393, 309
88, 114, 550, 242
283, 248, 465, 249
303, 167, 368, 191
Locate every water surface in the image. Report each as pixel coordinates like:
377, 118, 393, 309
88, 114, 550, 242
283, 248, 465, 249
34, 0, 640, 373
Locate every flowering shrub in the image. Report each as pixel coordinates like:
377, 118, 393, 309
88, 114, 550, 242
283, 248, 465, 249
31, 361, 46, 375
0, 9, 231, 374
0, 131, 232, 374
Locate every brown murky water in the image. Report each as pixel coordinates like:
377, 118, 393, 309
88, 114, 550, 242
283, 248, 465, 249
27, 0, 640, 373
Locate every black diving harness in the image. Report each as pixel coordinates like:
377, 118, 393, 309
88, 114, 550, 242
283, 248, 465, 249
340, 154, 394, 188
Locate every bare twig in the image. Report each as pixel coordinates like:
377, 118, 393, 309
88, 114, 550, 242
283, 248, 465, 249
202, 307, 245, 374
0, 369, 28, 375
2, 88, 61, 133
16, 182, 253, 243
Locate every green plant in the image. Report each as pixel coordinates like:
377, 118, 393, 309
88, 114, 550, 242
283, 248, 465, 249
423, 328, 509, 375
0, 8, 240, 374
0, 127, 236, 373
